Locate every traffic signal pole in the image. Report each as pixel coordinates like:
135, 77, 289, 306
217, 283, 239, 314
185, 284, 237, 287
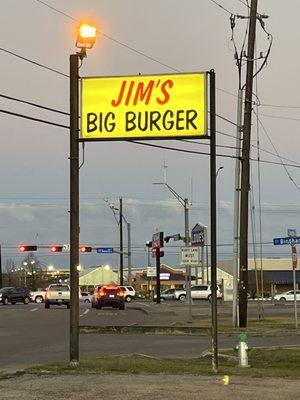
69, 53, 80, 365
156, 248, 161, 304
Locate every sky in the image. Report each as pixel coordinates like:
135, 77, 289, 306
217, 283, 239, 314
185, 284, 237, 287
0, 0, 300, 271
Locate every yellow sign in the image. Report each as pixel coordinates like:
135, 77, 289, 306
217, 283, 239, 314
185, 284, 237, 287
81, 73, 207, 140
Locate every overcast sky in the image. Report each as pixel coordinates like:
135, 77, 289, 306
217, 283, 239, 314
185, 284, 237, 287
0, 0, 299, 270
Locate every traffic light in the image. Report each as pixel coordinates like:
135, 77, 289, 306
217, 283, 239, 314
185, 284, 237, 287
80, 246, 92, 253
18, 245, 37, 252
50, 245, 63, 252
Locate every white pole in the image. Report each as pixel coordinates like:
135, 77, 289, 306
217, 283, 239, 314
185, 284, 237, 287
232, 89, 243, 327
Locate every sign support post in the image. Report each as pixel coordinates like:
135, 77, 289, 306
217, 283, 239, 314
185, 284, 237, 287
209, 69, 218, 373
69, 53, 80, 365
292, 244, 298, 330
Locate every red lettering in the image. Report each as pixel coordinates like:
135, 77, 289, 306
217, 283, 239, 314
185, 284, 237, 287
157, 79, 173, 105
111, 81, 127, 107
133, 81, 155, 105
125, 81, 135, 106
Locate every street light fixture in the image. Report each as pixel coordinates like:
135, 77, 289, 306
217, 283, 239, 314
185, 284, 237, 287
69, 22, 97, 366
104, 198, 132, 285
76, 23, 96, 50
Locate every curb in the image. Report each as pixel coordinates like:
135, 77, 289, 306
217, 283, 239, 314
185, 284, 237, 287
79, 325, 211, 335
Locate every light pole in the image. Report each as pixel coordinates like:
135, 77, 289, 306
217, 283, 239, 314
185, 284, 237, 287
153, 182, 192, 318
104, 199, 132, 285
69, 23, 96, 366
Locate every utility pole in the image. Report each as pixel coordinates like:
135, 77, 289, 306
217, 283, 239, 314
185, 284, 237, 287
127, 222, 132, 284
119, 197, 124, 286
239, 0, 258, 328
184, 198, 192, 319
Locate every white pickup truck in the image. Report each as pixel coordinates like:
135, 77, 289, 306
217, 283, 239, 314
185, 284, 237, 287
45, 284, 70, 309
30, 289, 46, 303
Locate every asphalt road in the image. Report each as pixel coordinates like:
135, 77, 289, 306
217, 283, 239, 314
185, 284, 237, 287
0, 301, 299, 372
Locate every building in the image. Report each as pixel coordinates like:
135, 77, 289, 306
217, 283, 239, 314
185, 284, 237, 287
134, 264, 186, 295
79, 265, 119, 291
218, 258, 300, 296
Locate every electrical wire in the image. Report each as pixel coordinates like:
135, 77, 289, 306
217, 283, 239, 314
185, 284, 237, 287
254, 109, 300, 193
0, 93, 69, 116
207, 0, 235, 15
0, 102, 300, 170
0, 46, 68, 78
260, 103, 300, 110
0, 108, 69, 129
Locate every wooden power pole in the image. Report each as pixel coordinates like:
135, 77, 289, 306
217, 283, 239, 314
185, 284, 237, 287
239, 0, 258, 327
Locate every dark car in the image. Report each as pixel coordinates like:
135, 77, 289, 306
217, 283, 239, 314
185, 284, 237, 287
0, 286, 31, 305
93, 285, 125, 310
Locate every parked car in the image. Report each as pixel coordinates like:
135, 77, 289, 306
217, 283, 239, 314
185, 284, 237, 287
154, 288, 186, 301
0, 286, 31, 305
154, 285, 222, 302
274, 290, 300, 302
119, 285, 136, 302
93, 285, 125, 310
30, 289, 47, 303
81, 291, 92, 303
189, 284, 223, 300
44, 284, 70, 309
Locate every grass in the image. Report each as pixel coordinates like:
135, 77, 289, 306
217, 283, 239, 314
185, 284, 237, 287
25, 348, 300, 378
174, 317, 298, 334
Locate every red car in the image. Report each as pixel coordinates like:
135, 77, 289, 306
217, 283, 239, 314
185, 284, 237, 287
93, 285, 125, 310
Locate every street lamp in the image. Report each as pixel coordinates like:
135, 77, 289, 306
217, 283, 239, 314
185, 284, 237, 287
69, 22, 96, 366
104, 199, 132, 286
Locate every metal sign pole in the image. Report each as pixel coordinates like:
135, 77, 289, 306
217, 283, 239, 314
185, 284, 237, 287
292, 245, 298, 330
209, 69, 218, 373
69, 53, 80, 365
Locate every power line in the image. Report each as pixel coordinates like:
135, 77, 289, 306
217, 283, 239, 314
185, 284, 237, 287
254, 110, 300, 193
0, 93, 69, 116
207, 0, 235, 15
260, 103, 300, 110
0, 46, 68, 78
1, 102, 300, 170
259, 112, 300, 122
0, 108, 69, 129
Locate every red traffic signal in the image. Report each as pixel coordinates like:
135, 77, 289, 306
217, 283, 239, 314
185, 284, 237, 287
80, 246, 92, 253
50, 245, 63, 252
18, 245, 37, 252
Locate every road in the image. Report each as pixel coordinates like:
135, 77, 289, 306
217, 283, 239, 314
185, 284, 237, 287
0, 301, 299, 372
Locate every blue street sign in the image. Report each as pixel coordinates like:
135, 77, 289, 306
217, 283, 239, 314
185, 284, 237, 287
97, 247, 114, 254
273, 237, 300, 246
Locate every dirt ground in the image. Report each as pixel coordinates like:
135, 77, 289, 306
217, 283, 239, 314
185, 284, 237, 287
0, 373, 299, 400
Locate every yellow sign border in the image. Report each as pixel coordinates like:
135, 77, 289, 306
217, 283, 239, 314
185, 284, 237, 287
80, 72, 208, 142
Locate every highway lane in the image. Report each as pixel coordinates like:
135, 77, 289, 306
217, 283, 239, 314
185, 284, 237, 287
0, 301, 299, 372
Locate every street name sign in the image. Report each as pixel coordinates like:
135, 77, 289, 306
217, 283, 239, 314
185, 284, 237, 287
81, 73, 207, 141
180, 247, 200, 265
273, 237, 300, 246
97, 247, 114, 254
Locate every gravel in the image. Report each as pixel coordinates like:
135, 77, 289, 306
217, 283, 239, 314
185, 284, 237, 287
0, 373, 299, 400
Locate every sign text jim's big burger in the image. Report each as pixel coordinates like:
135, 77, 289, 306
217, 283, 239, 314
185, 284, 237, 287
81, 73, 207, 141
